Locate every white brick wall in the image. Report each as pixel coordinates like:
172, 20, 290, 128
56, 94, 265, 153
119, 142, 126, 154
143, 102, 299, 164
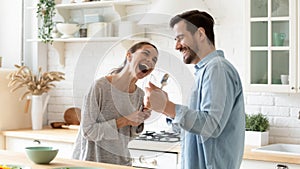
245, 92, 300, 144
45, 0, 300, 144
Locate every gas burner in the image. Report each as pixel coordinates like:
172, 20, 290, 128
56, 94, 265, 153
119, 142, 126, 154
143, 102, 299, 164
135, 131, 180, 142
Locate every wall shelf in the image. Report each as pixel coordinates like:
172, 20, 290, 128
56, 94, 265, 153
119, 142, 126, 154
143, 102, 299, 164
27, 0, 150, 67
55, 0, 150, 9
27, 36, 149, 66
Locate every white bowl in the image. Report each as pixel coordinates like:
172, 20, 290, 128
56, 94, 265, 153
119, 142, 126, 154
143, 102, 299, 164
56, 23, 80, 38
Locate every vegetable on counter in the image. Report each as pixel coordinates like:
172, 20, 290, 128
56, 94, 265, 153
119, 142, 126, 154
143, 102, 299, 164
0, 165, 23, 169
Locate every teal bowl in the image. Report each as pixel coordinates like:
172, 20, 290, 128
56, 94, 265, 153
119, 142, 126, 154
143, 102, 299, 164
25, 146, 59, 164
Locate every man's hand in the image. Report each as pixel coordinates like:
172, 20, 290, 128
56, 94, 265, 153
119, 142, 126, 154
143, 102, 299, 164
144, 82, 169, 113
144, 82, 176, 118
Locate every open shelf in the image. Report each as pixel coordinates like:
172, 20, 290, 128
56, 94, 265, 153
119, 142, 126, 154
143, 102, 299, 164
55, 0, 150, 9
27, 36, 149, 66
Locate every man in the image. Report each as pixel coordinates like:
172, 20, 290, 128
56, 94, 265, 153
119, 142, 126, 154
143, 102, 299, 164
144, 10, 245, 169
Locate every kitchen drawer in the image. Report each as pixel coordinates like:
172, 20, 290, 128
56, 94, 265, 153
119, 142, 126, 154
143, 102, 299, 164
5, 136, 74, 159
130, 149, 178, 169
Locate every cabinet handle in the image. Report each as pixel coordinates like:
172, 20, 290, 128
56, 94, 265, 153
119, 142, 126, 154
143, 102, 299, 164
291, 87, 295, 90
138, 155, 157, 166
33, 139, 41, 144
139, 155, 146, 163
150, 159, 157, 166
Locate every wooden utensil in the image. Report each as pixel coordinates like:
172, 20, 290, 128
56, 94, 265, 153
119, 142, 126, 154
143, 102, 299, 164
64, 107, 81, 125
50, 122, 66, 128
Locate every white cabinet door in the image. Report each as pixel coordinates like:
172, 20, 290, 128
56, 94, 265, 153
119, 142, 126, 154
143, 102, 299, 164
245, 0, 298, 93
5, 137, 74, 159
130, 149, 178, 169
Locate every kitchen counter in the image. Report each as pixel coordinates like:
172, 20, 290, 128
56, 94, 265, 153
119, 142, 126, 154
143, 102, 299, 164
0, 150, 140, 169
2, 128, 300, 165
1, 127, 78, 144
243, 145, 300, 164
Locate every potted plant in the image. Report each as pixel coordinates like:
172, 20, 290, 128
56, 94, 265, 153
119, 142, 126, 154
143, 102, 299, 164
245, 113, 270, 146
37, 0, 56, 44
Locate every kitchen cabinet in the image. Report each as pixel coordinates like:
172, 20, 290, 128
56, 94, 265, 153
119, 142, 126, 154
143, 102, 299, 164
1, 128, 77, 159
128, 140, 180, 169
245, 0, 298, 93
5, 136, 74, 159
130, 149, 179, 169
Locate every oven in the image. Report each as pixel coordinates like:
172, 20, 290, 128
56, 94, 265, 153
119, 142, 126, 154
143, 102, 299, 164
129, 131, 181, 169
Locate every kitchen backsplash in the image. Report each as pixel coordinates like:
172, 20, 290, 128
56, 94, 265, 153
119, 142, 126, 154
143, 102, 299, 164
45, 0, 300, 144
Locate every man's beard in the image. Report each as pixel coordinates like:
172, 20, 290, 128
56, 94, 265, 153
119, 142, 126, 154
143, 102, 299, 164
184, 48, 198, 64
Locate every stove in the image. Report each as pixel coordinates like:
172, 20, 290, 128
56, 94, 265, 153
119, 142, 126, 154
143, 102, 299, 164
135, 131, 181, 143
130, 131, 181, 169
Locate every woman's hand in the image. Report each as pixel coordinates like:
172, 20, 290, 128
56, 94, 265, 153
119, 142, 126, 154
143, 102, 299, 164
142, 108, 151, 121
116, 108, 151, 128
125, 110, 146, 126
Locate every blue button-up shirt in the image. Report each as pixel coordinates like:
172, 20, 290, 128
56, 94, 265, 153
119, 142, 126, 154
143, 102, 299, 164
173, 50, 245, 169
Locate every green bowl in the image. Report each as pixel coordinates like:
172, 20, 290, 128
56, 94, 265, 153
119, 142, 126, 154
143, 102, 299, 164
25, 146, 58, 164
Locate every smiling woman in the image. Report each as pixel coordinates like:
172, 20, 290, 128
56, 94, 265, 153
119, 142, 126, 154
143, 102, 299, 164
72, 41, 159, 166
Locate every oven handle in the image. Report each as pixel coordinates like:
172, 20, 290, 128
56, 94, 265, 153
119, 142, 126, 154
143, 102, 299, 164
139, 155, 158, 167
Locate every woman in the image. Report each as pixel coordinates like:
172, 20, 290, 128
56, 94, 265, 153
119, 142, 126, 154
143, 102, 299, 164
72, 41, 159, 166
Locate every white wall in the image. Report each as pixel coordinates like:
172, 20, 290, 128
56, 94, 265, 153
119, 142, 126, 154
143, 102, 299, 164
0, 0, 23, 68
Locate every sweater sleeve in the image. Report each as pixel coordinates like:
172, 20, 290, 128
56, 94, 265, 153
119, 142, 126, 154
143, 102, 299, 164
80, 81, 119, 141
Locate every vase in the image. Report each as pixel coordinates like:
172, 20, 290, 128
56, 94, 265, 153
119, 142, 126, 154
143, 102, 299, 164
31, 94, 50, 130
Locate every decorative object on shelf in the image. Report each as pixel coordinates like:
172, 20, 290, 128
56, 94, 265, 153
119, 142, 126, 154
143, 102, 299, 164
7, 64, 65, 130
280, 74, 289, 85
51, 22, 62, 38
79, 27, 87, 37
56, 23, 80, 38
245, 113, 270, 146
273, 32, 286, 46
87, 22, 107, 37
37, 0, 56, 44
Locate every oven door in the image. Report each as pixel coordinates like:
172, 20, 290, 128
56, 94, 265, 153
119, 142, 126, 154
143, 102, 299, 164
130, 149, 178, 169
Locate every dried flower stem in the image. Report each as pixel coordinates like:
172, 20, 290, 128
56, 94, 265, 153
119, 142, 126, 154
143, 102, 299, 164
7, 64, 65, 100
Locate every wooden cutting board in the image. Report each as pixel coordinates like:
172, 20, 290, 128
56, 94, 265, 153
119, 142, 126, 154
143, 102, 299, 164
64, 107, 81, 125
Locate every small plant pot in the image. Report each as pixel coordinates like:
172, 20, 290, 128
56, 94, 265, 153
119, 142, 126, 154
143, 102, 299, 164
245, 131, 269, 146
